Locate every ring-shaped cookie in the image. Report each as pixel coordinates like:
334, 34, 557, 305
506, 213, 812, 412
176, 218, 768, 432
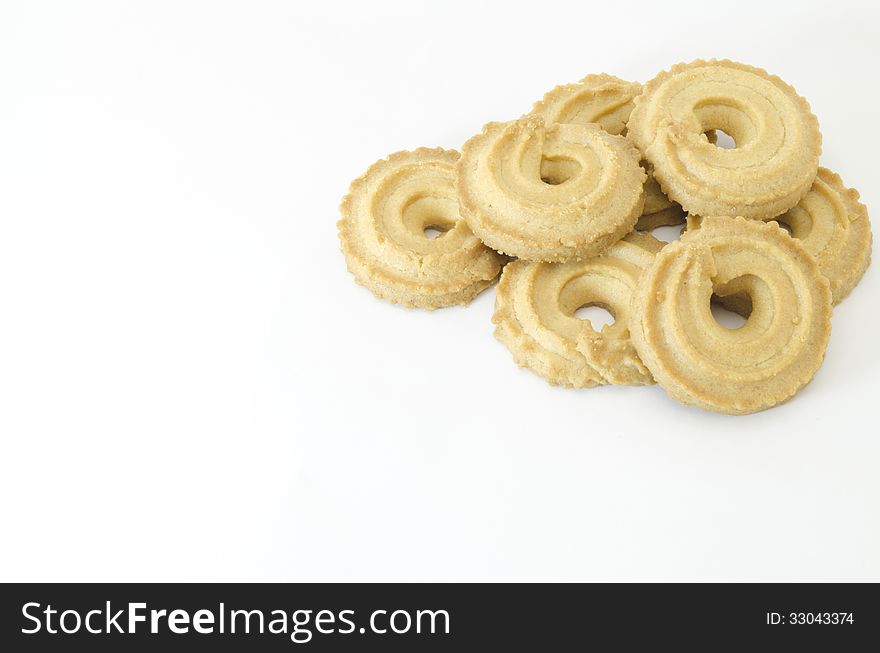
456, 116, 646, 262
629, 217, 832, 414
493, 232, 663, 387
339, 148, 505, 309
773, 167, 871, 304
687, 168, 872, 305
530, 73, 642, 136
627, 60, 822, 220
529, 75, 687, 235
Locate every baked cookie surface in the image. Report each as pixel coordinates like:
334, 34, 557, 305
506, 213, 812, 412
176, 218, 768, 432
493, 232, 663, 387
635, 164, 687, 232
530, 74, 642, 136
687, 168, 872, 305
627, 60, 822, 220
338, 148, 505, 309
629, 217, 832, 415
774, 167, 871, 304
456, 116, 646, 262
530, 74, 688, 236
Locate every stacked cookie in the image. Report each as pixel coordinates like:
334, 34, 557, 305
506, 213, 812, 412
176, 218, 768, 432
338, 60, 872, 415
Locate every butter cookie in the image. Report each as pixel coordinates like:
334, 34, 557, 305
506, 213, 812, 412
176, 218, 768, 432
627, 60, 822, 220
687, 168, 871, 305
773, 167, 871, 304
456, 116, 646, 262
339, 148, 505, 309
629, 217, 832, 414
493, 232, 663, 387
530, 74, 642, 136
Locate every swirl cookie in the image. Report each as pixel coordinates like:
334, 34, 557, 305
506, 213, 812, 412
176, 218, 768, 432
339, 148, 505, 309
774, 168, 871, 304
627, 60, 822, 220
456, 116, 646, 262
529, 76, 686, 237
530, 74, 642, 136
493, 232, 663, 387
687, 168, 872, 305
629, 217, 832, 415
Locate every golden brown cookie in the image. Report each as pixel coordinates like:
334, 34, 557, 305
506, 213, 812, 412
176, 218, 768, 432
774, 168, 871, 304
687, 168, 872, 305
456, 116, 646, 262
339, 148, 505, 309
627, 60, 822, 220
493, 231, 663, 387
530, 74, 684, 236
629, 217, 832, 415
530, 74, 642, 136
531, 74, 693, 237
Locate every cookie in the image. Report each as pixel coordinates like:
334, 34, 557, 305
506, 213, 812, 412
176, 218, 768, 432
338, 148, 505, 309
774, 167, 871, 304
687, 168, 872, 305
456, 116, 646, 262
493, 231, 663, 387
529, 75, 687, 236
627, 60, 822, 220
530, 73, 642, 136
629, 217, 832, 415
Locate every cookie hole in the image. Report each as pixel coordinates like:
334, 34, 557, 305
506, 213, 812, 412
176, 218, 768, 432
651, 223, 685, 243
773, 220, 794, 236
712, 129, 736, 149
710, 293, 750, 329
775, 207, 812, 239
695, 102, 755, 148
574, 304, 615, 329
540, 156, 581, 185
423, 225, 450, 240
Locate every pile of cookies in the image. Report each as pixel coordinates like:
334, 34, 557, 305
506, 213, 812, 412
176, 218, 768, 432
338, 60, 872, 415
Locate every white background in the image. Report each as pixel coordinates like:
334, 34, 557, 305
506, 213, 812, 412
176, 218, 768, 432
1, 0, 877, 582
